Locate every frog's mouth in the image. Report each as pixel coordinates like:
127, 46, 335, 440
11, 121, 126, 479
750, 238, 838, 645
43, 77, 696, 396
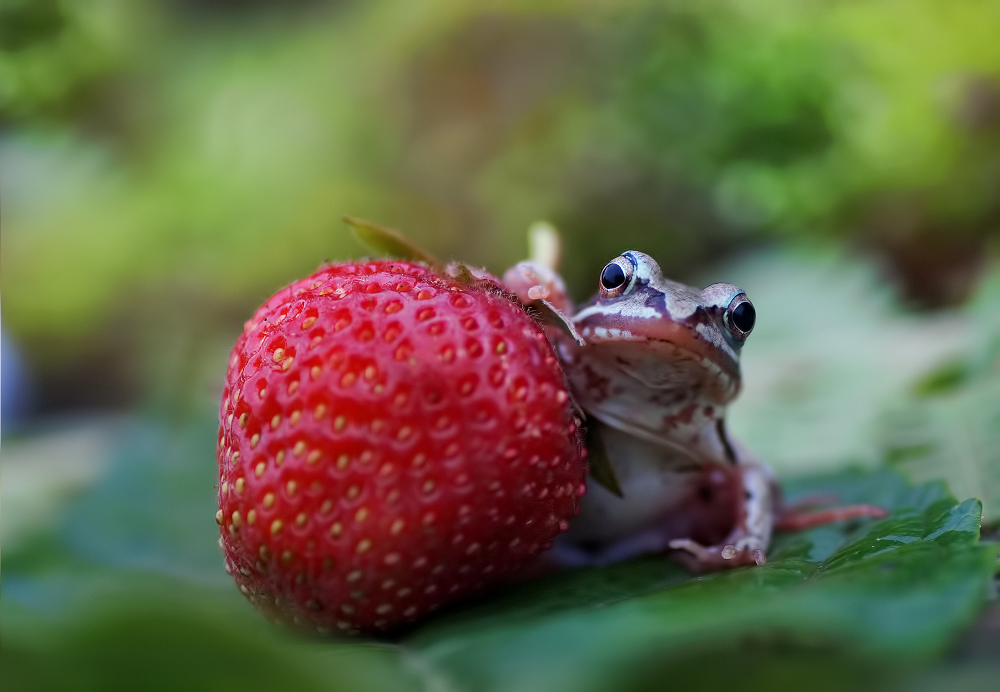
574, 318, 741, 402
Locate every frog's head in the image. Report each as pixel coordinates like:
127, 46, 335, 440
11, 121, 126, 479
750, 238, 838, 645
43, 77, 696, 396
569, 251, 755, 405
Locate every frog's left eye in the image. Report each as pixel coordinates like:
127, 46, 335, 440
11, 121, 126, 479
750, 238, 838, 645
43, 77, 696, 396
599, 257, 633, 298
724, 295, 755, 340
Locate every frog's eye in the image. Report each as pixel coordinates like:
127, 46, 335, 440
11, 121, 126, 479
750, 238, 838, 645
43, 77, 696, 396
599, 257, 633, 298
724, 295, 755, 340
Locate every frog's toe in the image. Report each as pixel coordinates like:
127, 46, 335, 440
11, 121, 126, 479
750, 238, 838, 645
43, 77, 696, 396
668, 538, 710, 558
669, 538, 766, 571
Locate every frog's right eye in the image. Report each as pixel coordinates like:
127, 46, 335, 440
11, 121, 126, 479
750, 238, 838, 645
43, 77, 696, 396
724, 294, 755, 341
599, 257, 633, 298
601, 263, 626, 290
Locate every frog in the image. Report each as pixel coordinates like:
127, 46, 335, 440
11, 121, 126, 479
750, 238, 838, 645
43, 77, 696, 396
503, 242, 887, 571
341, 215, 887, 571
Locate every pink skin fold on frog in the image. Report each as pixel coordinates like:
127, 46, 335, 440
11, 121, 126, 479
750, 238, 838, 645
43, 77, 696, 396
503, 247, 887, 572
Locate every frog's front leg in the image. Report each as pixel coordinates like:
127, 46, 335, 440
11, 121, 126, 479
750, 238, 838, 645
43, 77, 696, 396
501, 221, 575, 314
668, 462, 775, 571
666, 464, 890, 571
502, 260, 573, 314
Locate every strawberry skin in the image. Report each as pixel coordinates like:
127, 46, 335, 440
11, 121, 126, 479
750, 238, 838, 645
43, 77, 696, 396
217, 260, 586, 634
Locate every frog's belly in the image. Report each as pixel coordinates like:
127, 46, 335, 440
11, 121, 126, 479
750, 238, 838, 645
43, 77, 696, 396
563, 423, 736, 553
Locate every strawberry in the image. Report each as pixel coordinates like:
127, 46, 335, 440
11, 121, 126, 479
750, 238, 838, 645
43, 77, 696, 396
217, 259, 586, 634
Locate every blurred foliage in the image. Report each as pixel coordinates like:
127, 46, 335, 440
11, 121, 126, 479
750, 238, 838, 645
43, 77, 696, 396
876, 268, 1000, 522
717, 247, 973, 476
0, 0, 142, 121
4, 0, 1000, 401
716, 249, 1000, 523
4, 3, 1000, 689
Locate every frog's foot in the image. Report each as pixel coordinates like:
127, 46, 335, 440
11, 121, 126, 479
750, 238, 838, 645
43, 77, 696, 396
665, 462, 775, 572
668, 537, 767, 572
776, 503, 888, 532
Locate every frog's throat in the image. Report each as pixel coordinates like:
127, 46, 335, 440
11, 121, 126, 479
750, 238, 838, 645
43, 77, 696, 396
586, 409, 721, 465
566, 334, 741, 404
614, 344, 738, 400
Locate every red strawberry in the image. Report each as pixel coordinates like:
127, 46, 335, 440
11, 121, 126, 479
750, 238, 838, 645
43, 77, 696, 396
217, 259, 586, 634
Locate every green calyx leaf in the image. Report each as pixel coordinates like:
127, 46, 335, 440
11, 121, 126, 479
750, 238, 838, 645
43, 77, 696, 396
342, 215, 441, 267
584, 423, 623, 497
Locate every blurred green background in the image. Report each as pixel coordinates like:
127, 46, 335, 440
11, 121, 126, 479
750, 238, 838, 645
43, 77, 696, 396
3, 1, 1000, 691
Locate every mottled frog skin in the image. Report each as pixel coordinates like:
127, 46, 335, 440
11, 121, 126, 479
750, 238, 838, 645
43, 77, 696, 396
504, 250, 885, 571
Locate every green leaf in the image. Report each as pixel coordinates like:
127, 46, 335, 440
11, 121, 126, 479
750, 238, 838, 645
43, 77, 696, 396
3, 421, 996, 692
912, 360, 971, 398
343, 216, 441, 267
401, 470, 997, 692
583, 422, 624, 497
1, 576, 418, 692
